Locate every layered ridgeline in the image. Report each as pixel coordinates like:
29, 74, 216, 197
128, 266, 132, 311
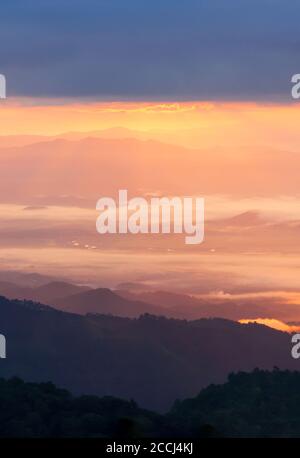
2, 279, 300, 322
0, 296, 298, 411
2, 370, 300, 437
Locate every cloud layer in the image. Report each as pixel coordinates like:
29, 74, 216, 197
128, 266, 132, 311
0, 0, 299, 100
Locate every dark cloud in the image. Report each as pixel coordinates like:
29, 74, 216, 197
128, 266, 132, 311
0, 0, 299, 100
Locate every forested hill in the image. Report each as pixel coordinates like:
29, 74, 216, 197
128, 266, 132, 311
0, 295, 298, 411
2, 370, 300, 437
169, 369, 300, 437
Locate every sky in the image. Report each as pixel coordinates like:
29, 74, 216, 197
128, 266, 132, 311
0, 0, 299, 101
0, 1, 299, 330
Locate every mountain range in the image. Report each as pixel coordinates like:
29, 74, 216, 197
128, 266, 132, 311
0, 278, 298, 323
3, 369, 300, 437
0, 136, 299, 207
0, 295, 297, 411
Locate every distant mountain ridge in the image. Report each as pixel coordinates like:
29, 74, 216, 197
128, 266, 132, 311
0, 136, 299, 206
0, 280, 91, 305
0, 280, 165, 317
55, 287, 164, 317
0, 278, 299, 323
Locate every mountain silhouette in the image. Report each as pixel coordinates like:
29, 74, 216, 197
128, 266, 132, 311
0, 296, 298, 411
33, 282, 91, 303
55, 287, 164, 317
0, 278, 299, 322
0, 376, 169, 438
2, 369, 300, 437
169, 369, 300, 437
0, 281, 90, 304
1, 137, 300, 206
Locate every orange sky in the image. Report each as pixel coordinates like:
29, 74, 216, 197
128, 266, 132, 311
0, 98, 300, 323
239, 319, 300, 333
0, 98, 300, 151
